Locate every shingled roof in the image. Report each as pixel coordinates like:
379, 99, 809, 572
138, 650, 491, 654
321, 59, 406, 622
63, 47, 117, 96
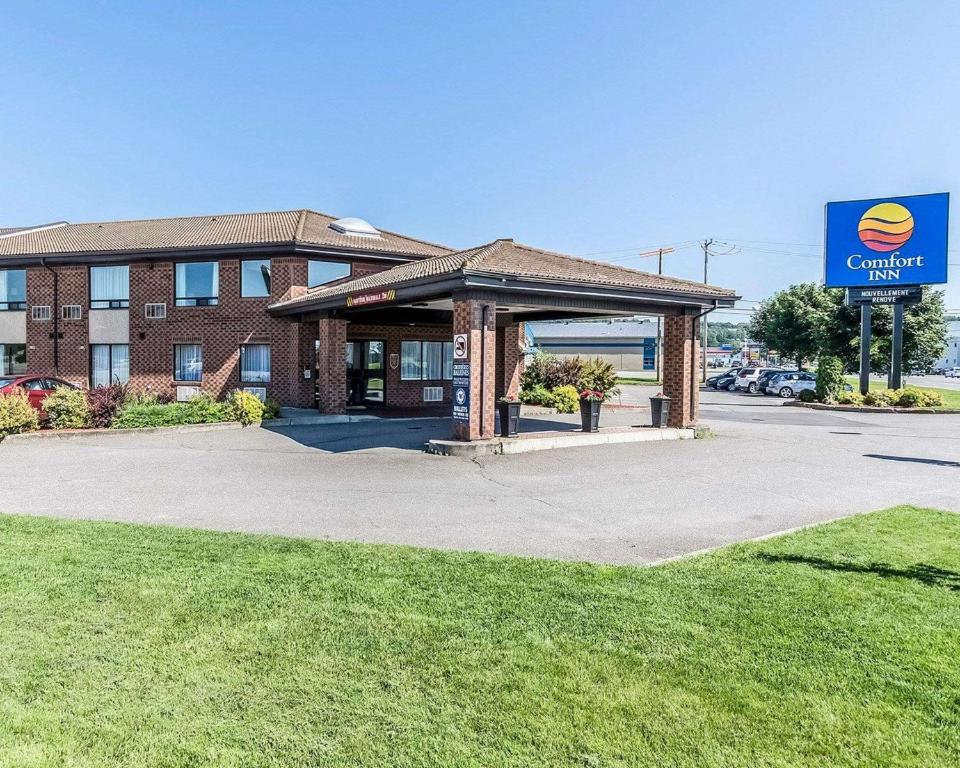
0, 210, 451, 259
270, 238, 737, 311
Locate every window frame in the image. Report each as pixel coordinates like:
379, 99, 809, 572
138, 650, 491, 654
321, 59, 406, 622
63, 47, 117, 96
307, 259, 352, 288
89, 265, 130, 309
0, 343, 27, 376
173, 344, 204, 383
0, 269, 27, 311
239, 343, 271, 383
240, 259, 272, 299
399, 340, 455, 381
89, 343, 130, 388
174, 261, 220, 307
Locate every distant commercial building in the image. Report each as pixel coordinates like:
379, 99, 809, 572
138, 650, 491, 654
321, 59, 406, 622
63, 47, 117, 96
526, 318, 658, 373
934, 320, 960, 370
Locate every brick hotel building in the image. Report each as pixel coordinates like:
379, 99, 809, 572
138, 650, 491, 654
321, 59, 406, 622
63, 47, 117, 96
0, 210, 736, 438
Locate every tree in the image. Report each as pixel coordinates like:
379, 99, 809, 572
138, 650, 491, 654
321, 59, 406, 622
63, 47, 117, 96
748, 283, 831, 368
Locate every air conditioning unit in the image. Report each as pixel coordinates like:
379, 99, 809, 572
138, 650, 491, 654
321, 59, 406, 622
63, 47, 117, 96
423, 386, 443, 403
176, 386, 201, 402
31, 305, 51, 321
242, 387, 267, 402
61, 304, 82, 320
145, 303, 167, 319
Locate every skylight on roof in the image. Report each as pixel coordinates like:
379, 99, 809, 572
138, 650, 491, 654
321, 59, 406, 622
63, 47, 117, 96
329, 217, 380, 238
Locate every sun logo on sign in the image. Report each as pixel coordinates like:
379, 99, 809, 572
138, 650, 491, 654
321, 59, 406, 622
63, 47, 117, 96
857, 202, 915, 252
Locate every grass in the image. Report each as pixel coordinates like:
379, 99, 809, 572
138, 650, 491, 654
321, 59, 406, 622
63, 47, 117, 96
1, 507, 958, 767
844, 376, 960, 407
616, 376, 660, 385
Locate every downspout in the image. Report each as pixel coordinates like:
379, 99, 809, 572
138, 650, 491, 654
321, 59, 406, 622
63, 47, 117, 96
688, 301, 718, 422
479, 304, 489, 438
40, 258, 59, 375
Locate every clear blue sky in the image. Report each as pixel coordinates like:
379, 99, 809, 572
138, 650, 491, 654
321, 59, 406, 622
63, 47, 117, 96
3, 1, 959, 318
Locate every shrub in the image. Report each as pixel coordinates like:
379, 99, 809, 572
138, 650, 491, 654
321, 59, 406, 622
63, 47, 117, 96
182, 392, 231, 424
798, 389, 817, 403
43, 387, 91, 429
112, 403, 190, 429
551, 385, 580, 414
864, 389, 897, 407
915, 390, 944, 407
0, 389, 39, 438
815, 356, 845, 403
263, 397, 282, 420
579, 358, 620, 401
520, 352, 585, 391
227, 390, 265, 426
895, 388, 922, 408
125, 389, 173, 407
519, 386, 554, 407
837, 391, 865, 406
87, 383, 128, 428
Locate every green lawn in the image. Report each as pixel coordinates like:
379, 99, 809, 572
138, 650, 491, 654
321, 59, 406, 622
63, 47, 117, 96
1, 508, 958, 767
844, 376, 960, 407
616, 376, 660, 385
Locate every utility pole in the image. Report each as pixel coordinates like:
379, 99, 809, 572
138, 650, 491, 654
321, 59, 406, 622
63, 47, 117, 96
700, 239, 713, 381
655, 248, 663, 382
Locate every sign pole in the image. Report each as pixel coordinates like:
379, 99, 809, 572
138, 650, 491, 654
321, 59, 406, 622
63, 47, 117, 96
859, 303, 871, 396
889, 303, 904, 389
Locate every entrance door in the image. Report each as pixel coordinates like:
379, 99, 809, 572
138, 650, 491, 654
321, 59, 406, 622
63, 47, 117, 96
346, 340, 385, 406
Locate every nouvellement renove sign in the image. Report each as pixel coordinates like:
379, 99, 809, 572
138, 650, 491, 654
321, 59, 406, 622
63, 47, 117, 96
345, 289, 396, 307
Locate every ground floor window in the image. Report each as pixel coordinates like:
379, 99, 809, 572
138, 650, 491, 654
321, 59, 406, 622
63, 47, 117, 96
91, 344, 130, 387
400, 340, 454, 380
174, 344, 203, 382
0, 344, 27, 376
240, 344, 271, 383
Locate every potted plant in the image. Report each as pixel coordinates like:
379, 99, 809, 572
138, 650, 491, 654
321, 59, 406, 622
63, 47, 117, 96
579, 389, 602, 432
497, 396, 521, 437
650, 391, 671, 427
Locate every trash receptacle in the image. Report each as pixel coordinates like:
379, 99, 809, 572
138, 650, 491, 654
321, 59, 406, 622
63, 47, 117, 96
650, 394, 671, 428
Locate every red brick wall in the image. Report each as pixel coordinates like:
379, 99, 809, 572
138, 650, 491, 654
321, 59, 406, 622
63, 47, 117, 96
348, 323, 453, 408
495, 322, 524, 399
452, 297, 496, 440
316, 317, 347, 414
26, 266, 89, 386
662, 314, 700, 427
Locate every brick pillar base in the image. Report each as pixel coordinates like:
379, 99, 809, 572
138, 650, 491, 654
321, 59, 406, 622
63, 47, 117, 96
452, 297, 496, 440
316, 317, 347, 414
661, 314, 700, 427
499, 323, 523, 399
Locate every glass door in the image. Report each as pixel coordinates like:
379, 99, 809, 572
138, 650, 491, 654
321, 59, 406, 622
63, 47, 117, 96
346, 340, 385, 406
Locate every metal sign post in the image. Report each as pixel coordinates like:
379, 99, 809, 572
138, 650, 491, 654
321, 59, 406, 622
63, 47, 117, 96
890, 303, 904, 390
859, 304, 872, 396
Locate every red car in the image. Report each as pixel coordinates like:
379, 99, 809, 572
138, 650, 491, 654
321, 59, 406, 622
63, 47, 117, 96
0, 374, 80, 418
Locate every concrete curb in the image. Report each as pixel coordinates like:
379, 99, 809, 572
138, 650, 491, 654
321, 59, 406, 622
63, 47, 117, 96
263, 415, 448, 427
2, 421, 246, 442
787, 402, 960, 415
426, 427, 695, 457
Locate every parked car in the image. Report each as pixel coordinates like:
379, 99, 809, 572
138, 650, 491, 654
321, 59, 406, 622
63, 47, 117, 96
0, 375, 79, 418
766, 371, 816, 398
734, 367, 785, 394
946, 367, 960, 378
706, 368, 743, 389
757, 369, 798, 394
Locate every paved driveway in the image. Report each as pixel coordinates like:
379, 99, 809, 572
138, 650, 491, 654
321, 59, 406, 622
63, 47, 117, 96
1, 391, 957, 564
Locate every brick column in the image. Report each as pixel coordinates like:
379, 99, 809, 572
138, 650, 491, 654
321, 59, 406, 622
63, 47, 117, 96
316, 317, 347, 414
498, 322, 524, 400
452, 297, 496, 441
661, 313, 700, 427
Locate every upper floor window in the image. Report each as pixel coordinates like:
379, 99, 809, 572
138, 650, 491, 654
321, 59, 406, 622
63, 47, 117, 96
175, 262, 219, 307
0, 269, 26, 310
90, 265, 129, 309
241, 259, 272, 298
308, 259, 351, 288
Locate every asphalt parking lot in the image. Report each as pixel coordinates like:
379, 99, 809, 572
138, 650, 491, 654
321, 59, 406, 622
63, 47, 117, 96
2, 384, 958, 564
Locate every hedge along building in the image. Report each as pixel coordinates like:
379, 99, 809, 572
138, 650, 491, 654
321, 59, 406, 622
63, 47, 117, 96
0, 210, 737, 438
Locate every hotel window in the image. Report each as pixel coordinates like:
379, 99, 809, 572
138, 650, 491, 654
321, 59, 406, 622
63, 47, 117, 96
240, 259, 271, 298
174, 344, 203, 382
175, 262, 219, 306
240, 344, 271, 383
90, 344, 130, 388
90, 265, 130, 308
0, 269, 26, 310
400, 340, 454, 380
308, 260, 351, 288
0, 344, 27, 376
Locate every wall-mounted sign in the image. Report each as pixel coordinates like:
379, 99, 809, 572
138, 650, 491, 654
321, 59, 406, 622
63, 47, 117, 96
453, 333, 468, 359
452, 361, 470, 422
389, 353, 399, 370
346, 288, 396, 307
825, 193, 949, 288
845, 285, 923, 306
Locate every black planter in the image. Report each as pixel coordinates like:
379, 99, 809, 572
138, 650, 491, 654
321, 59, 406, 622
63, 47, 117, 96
497, 401, 521, 437
650, 395, 671, 427
579, 398, 601, 432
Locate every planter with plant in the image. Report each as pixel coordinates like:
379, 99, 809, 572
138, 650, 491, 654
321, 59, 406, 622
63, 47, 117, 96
578, 389, 602, 432
650, 392, 671, 427
496, 397, 521, 437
